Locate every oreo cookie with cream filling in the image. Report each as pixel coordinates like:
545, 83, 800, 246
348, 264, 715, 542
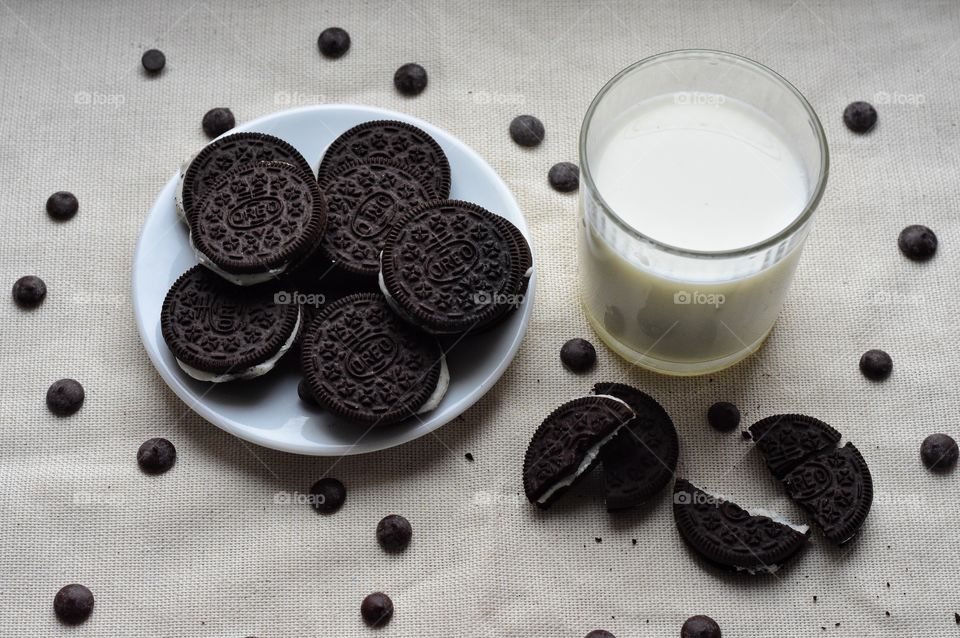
161, 265, 300, 382
318, 119, 451, 197
318, 159, 436, 283
189, 161, 327, 286
380, 200, 530, 335
176, 132, 312, 222
523, 396, 635, 509
673, 479, 810, 574
592, 383, 679, 510
300, 293, 447, 425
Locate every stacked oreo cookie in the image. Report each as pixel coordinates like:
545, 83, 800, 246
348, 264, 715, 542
161, 120, 533, 427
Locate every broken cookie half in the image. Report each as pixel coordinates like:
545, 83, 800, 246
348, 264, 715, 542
747, 415, 874, 545
673, 479, 810, 575
522, 395, 635, 509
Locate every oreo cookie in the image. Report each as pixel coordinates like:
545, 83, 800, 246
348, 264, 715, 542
300, 293, 447, 424
318, 120, 451, 197
673, 479, 809, 574
592, 383, 679, 511
177, 132, 313, 222
523, 396, 635, 509
783, 442, 873, 545
189, 161, 327, 285
318, 160, 436, 282
161, 265, 300, 382
747, 414, 842, 479
380, 200, 531, 335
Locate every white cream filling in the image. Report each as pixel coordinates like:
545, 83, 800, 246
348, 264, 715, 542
188, 230, 288, 286
174, 153, 194, 224
416, 354, 449, 414
536, 395, 634, 505
176, 309, 301, 383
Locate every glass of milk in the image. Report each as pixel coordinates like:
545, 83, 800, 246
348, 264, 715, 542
578, 50, 829, 375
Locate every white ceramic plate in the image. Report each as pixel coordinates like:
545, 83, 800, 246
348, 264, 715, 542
132, 105, 535, 456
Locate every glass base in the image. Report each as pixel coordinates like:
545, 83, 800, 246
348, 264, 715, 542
583, 303, 773, 376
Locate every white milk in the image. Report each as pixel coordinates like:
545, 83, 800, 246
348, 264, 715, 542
579, 92, 812, 374
593, 95, 808, 252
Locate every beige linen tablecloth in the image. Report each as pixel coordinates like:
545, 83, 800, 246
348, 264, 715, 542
2, 0, 959, 635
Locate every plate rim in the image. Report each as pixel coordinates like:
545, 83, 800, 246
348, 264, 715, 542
131, 103, 535, 456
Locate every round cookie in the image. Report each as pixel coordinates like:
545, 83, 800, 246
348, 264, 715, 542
189, 161, 327, 285
161, 265, 300, 382
318, 120, 451, 197
178, 132, 312, 222
319, 159, 436, 282
300, 293, 445, 425
380, 200, 528, 335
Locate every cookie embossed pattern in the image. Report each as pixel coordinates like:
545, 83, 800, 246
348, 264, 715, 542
133, 105, 535, 455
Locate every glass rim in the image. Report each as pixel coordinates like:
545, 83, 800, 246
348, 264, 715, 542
579, 49, 830, 259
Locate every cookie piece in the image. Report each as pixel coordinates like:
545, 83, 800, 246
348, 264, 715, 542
319, 160, 436, 282
673, 479, 809, 574
783, 442, 873, 545
593, 383, 679, 511
380, 200, 528, 335
523, 396, 635, 509
161, 265, 300, 382
747, 414, 842, 480
178, 131, 313, 222
318, 120, 451, 197
300, 293, 445, 424
189, 161, 327, 285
